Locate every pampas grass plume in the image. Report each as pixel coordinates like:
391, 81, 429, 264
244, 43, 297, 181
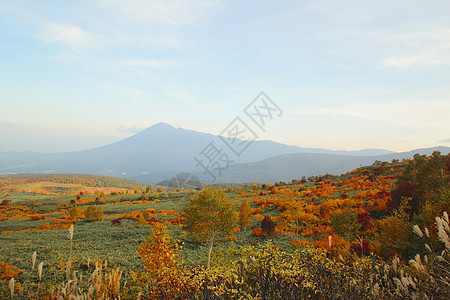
68, 224, 74, 241
31, 251, 37, 272
38, 262, 44, 281
9, 277, 14, 296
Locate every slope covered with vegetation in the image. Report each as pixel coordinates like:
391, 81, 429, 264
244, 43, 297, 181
0, 152, 448, 299
0, 174, 148, 190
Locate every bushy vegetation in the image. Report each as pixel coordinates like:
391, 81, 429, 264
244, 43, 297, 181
0, 152, 449, 299
0, 174, 148, 195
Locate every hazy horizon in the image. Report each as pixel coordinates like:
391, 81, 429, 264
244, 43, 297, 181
1, 121, 448, 154
1, 1, 450, 153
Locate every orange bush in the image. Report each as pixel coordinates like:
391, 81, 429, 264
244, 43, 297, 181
291, 239, 313, 249
157, 209, 179, 215
53, 218, 72, 224
123, 211, 141, 219
2, 222, 70, 234
170, 216, 186, 225
313, 233, 350, 254
252, 227, 263, 236
0, 262, 22, 280
253, 214, 264, 221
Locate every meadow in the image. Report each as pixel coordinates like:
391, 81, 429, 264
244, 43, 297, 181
0, 152, 449, 299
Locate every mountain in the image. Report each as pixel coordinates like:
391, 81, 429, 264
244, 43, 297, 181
0, 122, 306, 176
202, 146, 450, 183
1, 122, 445, 184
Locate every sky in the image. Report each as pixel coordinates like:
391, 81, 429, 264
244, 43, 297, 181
1, 0, 450, 153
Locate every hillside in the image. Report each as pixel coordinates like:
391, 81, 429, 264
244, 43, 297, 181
203, 146, 450, 183
0, 152, 449, 298
0, 174, 150, 197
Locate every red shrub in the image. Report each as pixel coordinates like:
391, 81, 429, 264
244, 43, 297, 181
261, 216, 275, 236
357, 212, 373, 231
351, 239, 371, 256
147, 217, 161, 225
111, 218, 122, 225
376, 190, 390, 198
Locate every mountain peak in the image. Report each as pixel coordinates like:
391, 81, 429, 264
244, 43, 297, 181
150, 122, 175, 129
136, 122, 176, 134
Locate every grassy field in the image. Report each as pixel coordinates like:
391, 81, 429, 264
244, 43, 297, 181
0, 188, 291, 274
0, 178, 309, 287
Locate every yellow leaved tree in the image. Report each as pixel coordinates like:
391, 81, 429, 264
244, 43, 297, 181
238, 198, 253, 230
134, 222, 188, 298
182, 188, 237, 269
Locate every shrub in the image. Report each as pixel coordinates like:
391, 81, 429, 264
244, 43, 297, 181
357, 212, 373, 231
261, 216, 275, 236
0, 262, 21, 280
252, 227, 263, 237
351, 238, 371, 256
85, 205, 103, 222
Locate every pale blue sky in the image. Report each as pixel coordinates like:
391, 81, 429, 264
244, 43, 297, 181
1, 0, 449, 152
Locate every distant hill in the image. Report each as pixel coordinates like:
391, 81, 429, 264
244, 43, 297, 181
204, 146, 450, 183
0, 174, 149, 190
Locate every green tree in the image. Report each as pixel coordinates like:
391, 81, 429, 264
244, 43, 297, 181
182, 188, 237, 268
250, 183, 260, 190
238, 199, 253, 230
85, 205, 95, 221
95, 205, 103, 220
85, 205, 103, 222
330, 207, 360, 241
69, 205, 82, 222
392, 151, 449, 214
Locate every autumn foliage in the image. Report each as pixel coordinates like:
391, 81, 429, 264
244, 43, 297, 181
1, 152, 448, 299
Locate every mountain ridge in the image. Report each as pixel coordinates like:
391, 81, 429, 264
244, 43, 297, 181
1, 122, 447, 183
202, 146, 450, 183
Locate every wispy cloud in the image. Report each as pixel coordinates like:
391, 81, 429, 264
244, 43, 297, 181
301, 1, 450, 69
121, 59, 178, 68
116, 125, 143, 134
39, 22, 104, 49
438, 138, 450, 143
383, 28, 450, 68
290, 99, 450, 129
169, 92, 199, 105
100, 0, 219, 25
